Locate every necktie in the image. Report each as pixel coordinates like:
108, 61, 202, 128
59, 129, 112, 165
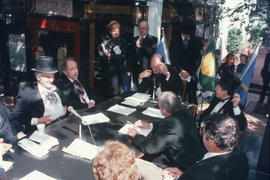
74, 80, 86, 103
46, 90, 58, 104
136, 37, 143, 48
183, 38, 189, 48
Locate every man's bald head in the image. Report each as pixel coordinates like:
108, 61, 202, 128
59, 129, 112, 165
139, 21, 149, 37
151, 54, 163, 74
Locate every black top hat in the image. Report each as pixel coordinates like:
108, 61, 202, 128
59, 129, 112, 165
32, 56, 58, 73
216, 72, 241, 93
181, 17, 195, 35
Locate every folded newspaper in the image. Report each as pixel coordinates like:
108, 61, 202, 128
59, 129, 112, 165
118, 122, 153, 137
81, 113, 110, 125
62, 138, 102, 160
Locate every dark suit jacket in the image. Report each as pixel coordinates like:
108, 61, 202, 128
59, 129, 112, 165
128, 34, 158, 71
261, 52, 270, 80
54, 75, 95, 109
169, 35, 202, 76
10, 82, 63, 134
132, 109, 205, 170
179, 149, 249, 180
138, 66, 183, 96
0, 103, 16, 142
200, 96, 247, 131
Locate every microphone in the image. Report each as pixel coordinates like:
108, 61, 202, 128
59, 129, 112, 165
67, 106, 82, 119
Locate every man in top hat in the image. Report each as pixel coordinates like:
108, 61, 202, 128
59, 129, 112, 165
10, 56, 65, 134
55, 57, 95, 110
169, 17, 203, 104
127, 20, 158, 89
199, 72, 247, 131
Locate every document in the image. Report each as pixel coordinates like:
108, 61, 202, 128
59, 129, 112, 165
62, 138, 101, 160
118, 122, 153, 137
121, 97, 143, 107
18, 138, 49, 158
29, 131, 59, 150
142, 107, 165, 119
130, 93, 151, 101
121, 93, 150, 107
107, 104, 136, 116
82, 113, 110, 125
19, 170, 57, 180
2, 161, 13, 171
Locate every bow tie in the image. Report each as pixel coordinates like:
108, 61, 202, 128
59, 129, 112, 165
45, 90, 58, 104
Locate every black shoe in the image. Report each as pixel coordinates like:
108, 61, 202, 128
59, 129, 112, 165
258, 100, 264, 104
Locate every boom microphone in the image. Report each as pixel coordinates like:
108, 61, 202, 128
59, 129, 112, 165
67, 106, 82, 119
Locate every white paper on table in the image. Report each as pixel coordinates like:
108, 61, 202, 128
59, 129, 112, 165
18, 138, 49, 158
19, 170, 57, 180
107, 104, 136, 116
130, 93, 151, 101
82, 113, 110, 125
62, 138, 102, 160
29, 131, 59, 150
118, 122, 153, 137
2, 161, 13, 171
121, 97, 144, 107
142, 107, 165, 119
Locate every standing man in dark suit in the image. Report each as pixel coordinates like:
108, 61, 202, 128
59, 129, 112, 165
259, 52, 270, 104
10, 56, 66, 134
163, 113, 249, 180
128, 20, 158, 88
170, 17, 203, 104
199, 72, 247, 131
138, 54, 183, 97
128, 91, 205, 171
54, 57, 95, 110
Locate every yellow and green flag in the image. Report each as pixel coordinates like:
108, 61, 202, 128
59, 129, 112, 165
199, 40, 216, 92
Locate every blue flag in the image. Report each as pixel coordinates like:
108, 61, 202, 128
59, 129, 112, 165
235, 43, 260, 106
156, 32, 171, 65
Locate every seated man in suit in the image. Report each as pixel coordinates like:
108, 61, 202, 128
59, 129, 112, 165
10, 56, 66, 134
128, 91, 205, 171
0, 102, 16, 142
138, 54, 183, 97
55, 57, 95, 109
199, 72, 247, 131
163, 113, 249, 180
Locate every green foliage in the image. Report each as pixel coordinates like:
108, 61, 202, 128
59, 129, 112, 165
226, 28, 243, 53
248, 25, 262, 46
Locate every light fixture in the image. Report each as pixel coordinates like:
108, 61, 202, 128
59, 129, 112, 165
132, 0, 148, 26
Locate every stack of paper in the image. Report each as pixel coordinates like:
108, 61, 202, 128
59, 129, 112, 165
19, 170, 56, 180
118, 122, 153, 137
29, 131, 59, 150
121, 93, 150, 107
62, 138, 101, 160
82, 113, 110, 125
107, 104, 136, 116
2, 161, 13, 172
18, 138, 49, 158
142, 107, 165, 119
18, 131, 59, 158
